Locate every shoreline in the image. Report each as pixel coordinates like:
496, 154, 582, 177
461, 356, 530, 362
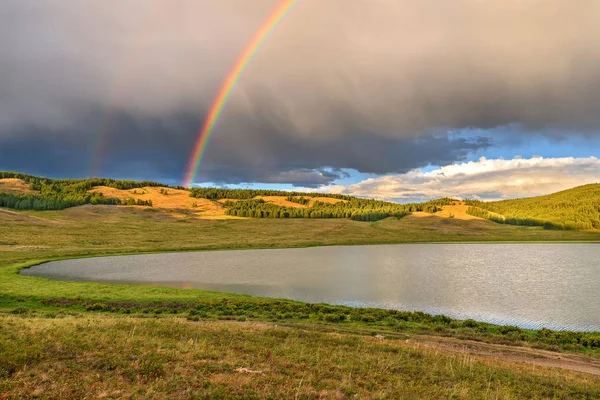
9, 241, 600, 335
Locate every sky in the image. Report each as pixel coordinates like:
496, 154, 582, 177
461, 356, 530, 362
1, 0, 599, 202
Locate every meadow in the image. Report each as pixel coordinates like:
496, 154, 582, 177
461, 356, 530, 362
2, 316, 600, 399
2, 179, 600, 398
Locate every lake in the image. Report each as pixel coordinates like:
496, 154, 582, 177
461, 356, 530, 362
21, 243, 600, 331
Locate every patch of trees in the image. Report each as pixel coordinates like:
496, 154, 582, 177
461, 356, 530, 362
466, 206, 506, 224
123, 198, 153, 207
189, 187, 352, 201
0, 192, 119, 211
0, 172, 159, 211
223, 197, 448, 222
0, 171, 168, 191
423, 197, 456, 207
464, 184, 600, 230
286, 195, 310, 205
191, 188, 457, 222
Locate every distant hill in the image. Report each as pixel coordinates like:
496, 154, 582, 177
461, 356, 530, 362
4, 171, 597, 229
466, 184, 600, 230
0, 171, 451, 222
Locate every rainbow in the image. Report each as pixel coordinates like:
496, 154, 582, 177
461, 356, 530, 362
184, 0, 298, 187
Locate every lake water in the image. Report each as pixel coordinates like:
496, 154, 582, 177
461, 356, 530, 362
21, 244, 600, 331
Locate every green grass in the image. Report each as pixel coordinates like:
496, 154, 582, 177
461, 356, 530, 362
1, 315, 599, 399
466, 183, 600, 230
2, 205, 600, 397
1, 206, 600, 351
2, 206, 599, 307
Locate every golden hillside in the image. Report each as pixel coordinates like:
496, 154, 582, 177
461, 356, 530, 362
0, 177, 477, 221
408, 202, 484, 221
0, 178, 36, 194
88, 186, 348, 219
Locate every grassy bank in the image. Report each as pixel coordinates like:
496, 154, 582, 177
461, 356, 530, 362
2, 207, 600, 346
2, 205, 599, 306
2, 316, 600, 399
2, 206, 600, 397
3, 205, 600, 263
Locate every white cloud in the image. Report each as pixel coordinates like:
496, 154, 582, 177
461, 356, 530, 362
313, 156, 600, 202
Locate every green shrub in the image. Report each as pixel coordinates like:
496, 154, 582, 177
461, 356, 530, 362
85, 303, 108, 311
462, 319, 479, 328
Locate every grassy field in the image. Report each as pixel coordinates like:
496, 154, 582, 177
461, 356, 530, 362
2, 316, 600, 399
2, 205, 600, 398
2, 205, 600, 306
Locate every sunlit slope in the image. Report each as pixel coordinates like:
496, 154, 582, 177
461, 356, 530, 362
466, 184, 600, 230
2, 172, 598, 229
0, 175, 360, 219
90, 187, 348, 218
409, 203, 483, 221
0, 178, 36, 194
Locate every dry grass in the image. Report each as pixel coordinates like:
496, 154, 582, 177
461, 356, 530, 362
90, 186, 200, 209
1, 204, 599, 260
0, 179, 36, 195
1, 315, 599, 399
88, 186, 348, 219
89, 186, 238, 219
410, 203, 482, 221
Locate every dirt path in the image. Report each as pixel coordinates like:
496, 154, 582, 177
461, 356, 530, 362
231, 321, 600, 377
408, 335, 600, 376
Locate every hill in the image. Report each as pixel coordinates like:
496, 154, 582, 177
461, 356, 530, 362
2, 171, 599, 229
466, 184, 600, 230
0, 172, 453, 222
0, 172, 349, 219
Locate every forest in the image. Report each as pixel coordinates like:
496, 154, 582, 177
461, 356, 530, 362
465, 183, 600, 230
189, 187, 351, 200
223, 197, 455, 222
191, 187, 455, 221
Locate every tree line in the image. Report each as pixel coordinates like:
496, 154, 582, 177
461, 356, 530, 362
286, 195, 310, 205
0, 192, 153, 211
0, 171, 173, 191
224, 197, 456, 222
0, 192, 120, 211
189, 187, 352, 201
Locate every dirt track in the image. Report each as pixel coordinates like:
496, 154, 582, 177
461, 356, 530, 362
409, 335, 600, 376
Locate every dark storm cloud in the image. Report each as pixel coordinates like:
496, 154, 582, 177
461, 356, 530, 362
1, 0, 599, 185
0, 109, 490, 186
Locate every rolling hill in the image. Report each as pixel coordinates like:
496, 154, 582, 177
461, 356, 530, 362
1, 171, 599, 229
0, 172, 451, 222
466, 184, 600, 230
